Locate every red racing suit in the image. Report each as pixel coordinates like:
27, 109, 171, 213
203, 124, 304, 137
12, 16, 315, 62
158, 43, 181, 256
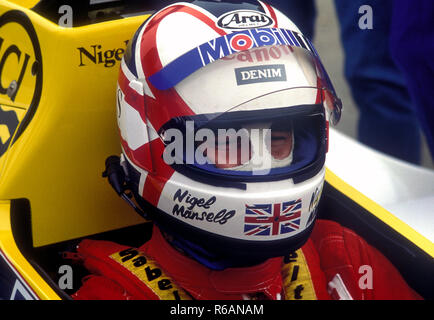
70, 220, 422, 300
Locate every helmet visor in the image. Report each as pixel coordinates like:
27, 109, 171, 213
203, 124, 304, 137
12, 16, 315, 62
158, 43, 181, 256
152, 33, 340, 182
160, 88, 327, 182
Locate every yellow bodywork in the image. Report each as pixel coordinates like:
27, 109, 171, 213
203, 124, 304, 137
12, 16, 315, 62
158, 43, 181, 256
3, 0, 39, 9
0, 1, 146, 248
0, 0, 148, 299
0, 200, 60, 299
0, 0, 431, 300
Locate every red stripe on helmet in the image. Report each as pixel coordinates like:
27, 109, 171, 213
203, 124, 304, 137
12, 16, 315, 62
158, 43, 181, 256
144, 91, 197, 132
122, 133, 176, 207
315, 77, 323, 105
138, 4, 217, 132
127, 3, 229, 205
177, 5, 227, 36
261, 1, 278, 28
118, 67, 146, 121
141, 139, 175, 206
120, 133, 153, 173
140, 4, 226, 77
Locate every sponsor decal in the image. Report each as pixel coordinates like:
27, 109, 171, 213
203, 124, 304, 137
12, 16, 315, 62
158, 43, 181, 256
110, 248, 191, 300
222, 45, 293, 63
309, 186, 322, 212
77, 40, 129, 68
244, 200, 302, 236
0, 106, 19, 156
148, 28, 317, 90
0, 249, 38, 300
197, 28, 314, 65
282, 250, 317, 300
0, 11, 42, 157
235, 64, 286, 85
217, 10, 274, 30
171, 189, 236, 225
307, 185, 323, 225
0, 38, 33, 103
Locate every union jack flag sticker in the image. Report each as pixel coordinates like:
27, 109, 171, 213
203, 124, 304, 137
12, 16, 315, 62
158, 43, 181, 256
244, 200, 302, 237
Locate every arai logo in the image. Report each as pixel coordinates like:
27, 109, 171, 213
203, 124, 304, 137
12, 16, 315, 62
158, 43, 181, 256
217, 10, 274, 30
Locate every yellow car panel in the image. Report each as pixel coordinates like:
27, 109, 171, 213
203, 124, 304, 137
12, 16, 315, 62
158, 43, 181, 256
0, 19, 38, 109
3, 0, 39, 9
0, 1, 148, 248
0, 200, 61, 299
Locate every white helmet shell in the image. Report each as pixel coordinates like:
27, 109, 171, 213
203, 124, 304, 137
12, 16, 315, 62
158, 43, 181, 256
116, 0, 341, 258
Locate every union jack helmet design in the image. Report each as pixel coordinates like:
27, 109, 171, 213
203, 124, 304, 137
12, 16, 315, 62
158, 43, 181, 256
115, 0, 342, 259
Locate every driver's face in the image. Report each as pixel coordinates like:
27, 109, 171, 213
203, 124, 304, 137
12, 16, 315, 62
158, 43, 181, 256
208, 129, 293, 169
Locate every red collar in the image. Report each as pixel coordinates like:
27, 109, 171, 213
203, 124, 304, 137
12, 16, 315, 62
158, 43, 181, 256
140, 227, 284, 300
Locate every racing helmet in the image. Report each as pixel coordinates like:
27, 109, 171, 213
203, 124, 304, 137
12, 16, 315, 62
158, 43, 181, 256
113, 0, 342, 260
